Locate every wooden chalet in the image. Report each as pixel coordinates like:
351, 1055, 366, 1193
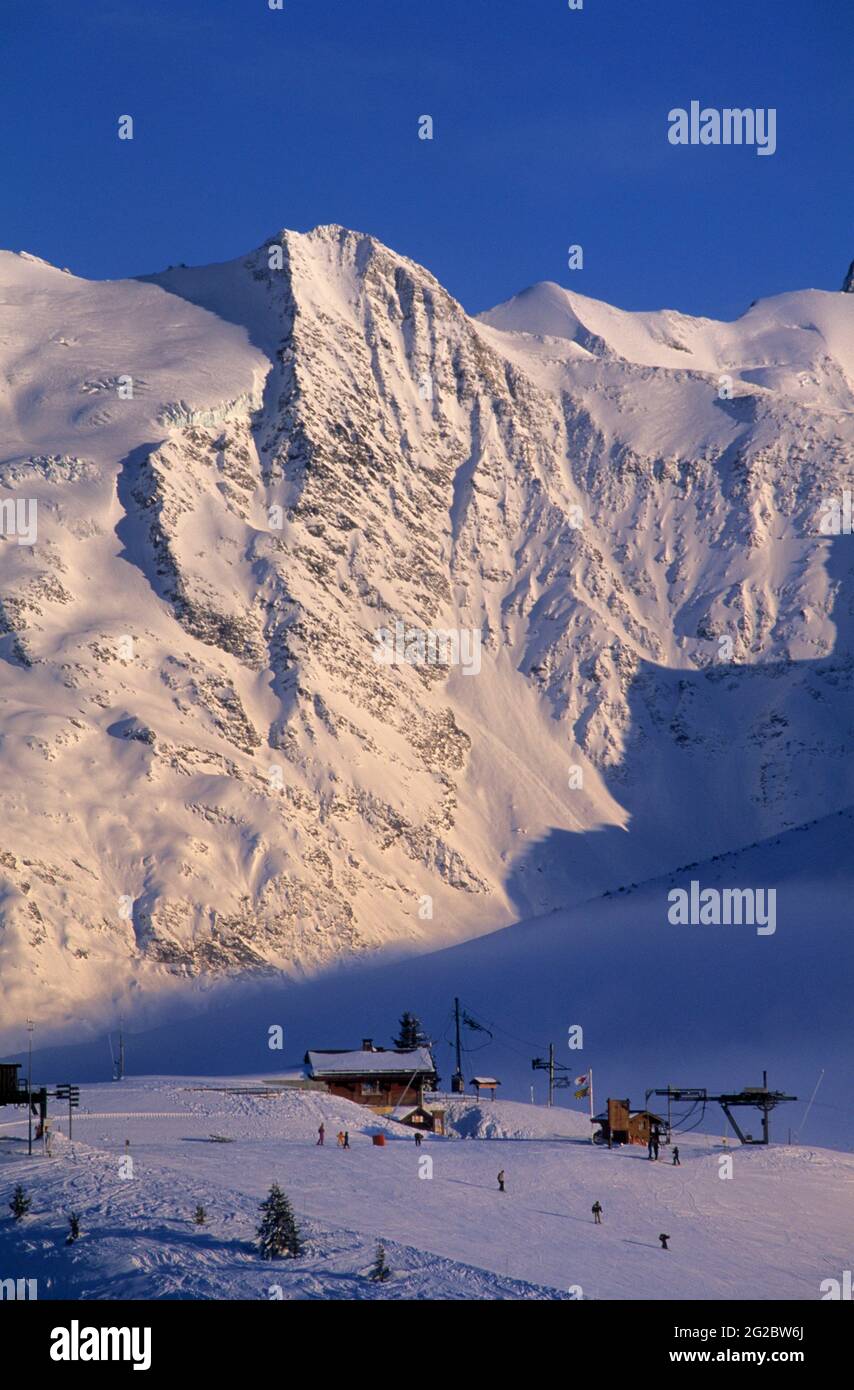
593, 1098, 665, 1146
304, 1038, 437, 1113
392, 1103, 446, 1135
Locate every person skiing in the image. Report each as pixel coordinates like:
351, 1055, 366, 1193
336, 1131, 345, 1147
317, 1123, 325, 1146
592, 1200, 603, 1224
653, 1134, 660, 1161
672, 1146, 680, 1166
497, 1170, 506, 1193
647, 1135, 655, 1160
343, 1131, 350, 1149
659, 1232, 670, 1250
414, 1131, 423, 1148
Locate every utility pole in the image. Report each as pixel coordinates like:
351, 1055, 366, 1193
452, 997, 464, 1094
118, 1025, 125, 1082
26, 1019, 33, 1157
532, 1046, 564, 1107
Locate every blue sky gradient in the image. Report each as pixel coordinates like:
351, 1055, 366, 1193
2, 0, 850, 318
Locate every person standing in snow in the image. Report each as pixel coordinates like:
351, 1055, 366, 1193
647, 1134, 655, 1160
343, 1131, 350, 1149
337, 1131, 345, 1147
317, 1123, 325, 1146
652, 1134, 660, 1161
672, 1146, 680, 1166
497, 1170, 506, 1193
592, 1201, 603, 1224
659, 1233, 670, 1250
414, 1131, 423, 1148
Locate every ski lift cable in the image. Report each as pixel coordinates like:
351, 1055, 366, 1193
456, 1001, 548, 1055
669, 1102, 708, 1135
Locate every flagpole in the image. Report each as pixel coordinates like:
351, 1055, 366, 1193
589, 1067, 594, 1123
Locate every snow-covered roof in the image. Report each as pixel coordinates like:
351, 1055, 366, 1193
471, 1076, 500, 1086
306, 1048, 435, 1078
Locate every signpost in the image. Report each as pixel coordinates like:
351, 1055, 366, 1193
55, 1084, 80, 1141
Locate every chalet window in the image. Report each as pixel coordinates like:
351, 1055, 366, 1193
361, 1081, 381, 1095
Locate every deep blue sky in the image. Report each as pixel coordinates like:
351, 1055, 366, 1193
2, 0, 850, 319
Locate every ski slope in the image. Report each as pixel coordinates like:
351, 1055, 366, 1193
0, 1081, 850, 1302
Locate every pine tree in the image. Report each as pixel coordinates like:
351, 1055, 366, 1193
9, 1185, 31, 1220
194, 1205, 206, 1226
394, 1012, 429, 1050
369, 1242, 391, 1283
66, 1213, 80, 1244
256, 1183, 303, 1259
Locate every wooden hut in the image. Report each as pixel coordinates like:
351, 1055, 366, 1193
304, 1040, 436, 1113
470, 1076, 501, 1100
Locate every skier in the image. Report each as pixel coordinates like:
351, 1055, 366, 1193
336, 1131, 345, 1147
672, 1146, 681, 1166
497, 1170, 506, 1193
659, 1233, 670, 1250
592, 1200, 603, 1224
647, 1135, 655, 1160
653, 1134, 660, 1161
317, 1123, 325, 1146
343, 1131, 350, 1149
414, 1131, 423, 1148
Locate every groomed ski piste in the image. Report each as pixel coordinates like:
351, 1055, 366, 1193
1, 1078, 851, 1301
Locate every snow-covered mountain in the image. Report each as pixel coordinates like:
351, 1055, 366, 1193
1, 226, 852, 1044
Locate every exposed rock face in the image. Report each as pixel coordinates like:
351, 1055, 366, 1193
0, 227, 852, 1039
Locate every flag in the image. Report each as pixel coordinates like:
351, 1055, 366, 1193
574, 1086, 589, 1100
574, 1073, 588, 1086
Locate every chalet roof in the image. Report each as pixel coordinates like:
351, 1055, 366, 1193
470, 1076, 500, 1086
305, 1047, 435, 1078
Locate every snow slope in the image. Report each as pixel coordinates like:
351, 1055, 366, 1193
21, 804, 852, 1150
0, 1082, 850, 1301
1, 225, 853, 1053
